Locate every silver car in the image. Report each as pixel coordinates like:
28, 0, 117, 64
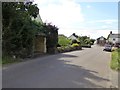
103, 44, 112, 51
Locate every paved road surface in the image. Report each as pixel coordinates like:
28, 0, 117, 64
3, 45, 111, 88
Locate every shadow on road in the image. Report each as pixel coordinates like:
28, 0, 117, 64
40, 53, 110, 88
3, 52, 110, 88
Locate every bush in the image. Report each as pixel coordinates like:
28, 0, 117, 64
64, 46, 74, 52
110, 49, 120, 71
58, 35, 71, 46
2, 55, 20, 64
72, 39, 78, 44
72, 43, 82, 50
71, 43, 79, 47
57, 46, 72, 53
57, 47, 64, 53
57, 43, 82, 53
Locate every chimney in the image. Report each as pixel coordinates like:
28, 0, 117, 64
110, 31, 112, 34
73, 33, 75, 36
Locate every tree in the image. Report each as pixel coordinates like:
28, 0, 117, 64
58, 35, 71, 46
2, 2, 39, 58
72, 39, 78, 44
90, 39, 95, 45
42, 23, 59, 54
79, 36, 93, 45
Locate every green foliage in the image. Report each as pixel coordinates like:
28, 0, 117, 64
71, 43, 79, 47
110, 49, 120, 71
57, 47, 66, 53
2, 2, 40, 58
72, 39, 78, 44
79, 36, 88, 45
2, 56, 21, 64
84, 39, 91, 44
41, 23, 58, 54
78, 36, 95, 46
90, 39, 95, 45
57, 46, 72, 53
58, 35, 71, 46
57, 44, 81, 53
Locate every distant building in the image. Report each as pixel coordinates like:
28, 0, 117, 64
107, 31, 120, 45
68, 33, 79, 42
96, 36, 106, 46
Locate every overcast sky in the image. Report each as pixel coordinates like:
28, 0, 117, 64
34, 0, 118, 39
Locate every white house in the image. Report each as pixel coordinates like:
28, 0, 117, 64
68, 33, 79, 42
107, 31, 120, 44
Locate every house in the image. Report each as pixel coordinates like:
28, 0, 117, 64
107, 31, 120, 45
68, 33, 79, 42
33, 14, 47, 53
96, 36, 106, 46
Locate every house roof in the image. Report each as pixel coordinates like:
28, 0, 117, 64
107, 33, 120, 43
97, 36, 106, 40
108, 34, 120, 38
68, 33, 78, 39
68, 33, 80, 42
68, 35, 77, 39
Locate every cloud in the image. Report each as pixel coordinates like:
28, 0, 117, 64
101, 25, 117, 30
86, 5, 91, 8
33, 0, 118, 39
34, 0, 84, 28
58, 27, 118, 39
101, 25, 108, 29
88, 19, 118, 24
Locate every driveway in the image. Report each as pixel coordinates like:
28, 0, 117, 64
3, 45, 111, 88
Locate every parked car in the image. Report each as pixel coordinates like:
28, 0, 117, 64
103, 44, 112, 51
114, 43, 120, 48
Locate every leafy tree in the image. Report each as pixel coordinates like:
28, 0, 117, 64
84, 39, 91, 44
42, 23, 58, 54
72, 39, 78, 44
2, 2, 39, 58
79, 36, 94, 45
90, 39, 95, 45
58, 35, 71, 46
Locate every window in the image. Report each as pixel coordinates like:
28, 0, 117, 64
113, 38, 115, 41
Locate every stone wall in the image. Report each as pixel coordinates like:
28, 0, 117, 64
34, 36, 46, 53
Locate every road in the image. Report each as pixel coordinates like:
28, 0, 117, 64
3, 45, 111, 88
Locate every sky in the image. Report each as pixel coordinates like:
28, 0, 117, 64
33, 0, 118, 39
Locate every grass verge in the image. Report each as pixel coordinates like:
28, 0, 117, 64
110, 48, 120, 71
2, 56, 21, 65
